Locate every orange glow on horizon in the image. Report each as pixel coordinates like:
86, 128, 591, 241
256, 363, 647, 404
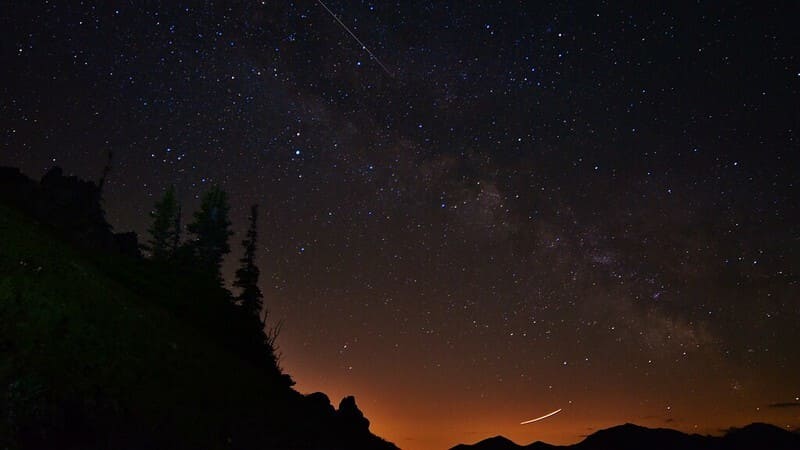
282, 356, 800, 450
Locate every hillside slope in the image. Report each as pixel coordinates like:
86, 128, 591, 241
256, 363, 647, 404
0, 200, 397, 450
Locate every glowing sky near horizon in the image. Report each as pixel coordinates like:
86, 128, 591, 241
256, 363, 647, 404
1, 2, 798, 450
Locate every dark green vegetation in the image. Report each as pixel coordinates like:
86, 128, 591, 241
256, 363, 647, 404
0, 167, 397, 450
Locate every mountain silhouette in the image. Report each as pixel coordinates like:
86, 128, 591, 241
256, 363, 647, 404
451, 435, 557, 450
573, 423, 709, 450
720, 423, 800, 450
451, 422, 800, 450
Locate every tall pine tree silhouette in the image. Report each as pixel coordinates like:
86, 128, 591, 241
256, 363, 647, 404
234, 204, 264, 320
146, 185, 179, 260
187, 185, 233, 279
172, 203, 182, 253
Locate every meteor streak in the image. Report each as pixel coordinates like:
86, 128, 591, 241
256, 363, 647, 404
317, 0, 394, 77
520, 408, 562, 425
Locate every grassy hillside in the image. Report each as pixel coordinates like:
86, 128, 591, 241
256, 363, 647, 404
0, 202, 396, 450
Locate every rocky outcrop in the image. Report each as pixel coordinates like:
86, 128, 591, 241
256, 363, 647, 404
338, 395, 370, 432
290, 393, 398, 450
0, 166, 140, 257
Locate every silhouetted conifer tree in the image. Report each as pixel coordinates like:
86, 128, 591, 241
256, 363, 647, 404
98, 149, 113, 193
187, 185, 233, 278
147, 186, 179, 259
234, 204, 264, 319
171, 203, 182, 253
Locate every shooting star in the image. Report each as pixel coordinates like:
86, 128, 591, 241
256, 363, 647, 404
317, 0, 394, 77
520, 408, 562, 425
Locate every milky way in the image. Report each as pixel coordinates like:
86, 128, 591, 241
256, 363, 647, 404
1, 2, 798, 449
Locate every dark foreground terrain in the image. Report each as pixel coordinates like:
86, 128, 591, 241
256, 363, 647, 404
0, 167, 397, 450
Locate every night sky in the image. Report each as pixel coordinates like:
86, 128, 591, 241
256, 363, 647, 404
2, 1, 799, 449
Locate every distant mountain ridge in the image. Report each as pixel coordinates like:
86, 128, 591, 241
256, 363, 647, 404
451, 422, 800, 450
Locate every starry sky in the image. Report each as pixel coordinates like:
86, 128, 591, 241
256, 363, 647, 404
2, 1, 799, 449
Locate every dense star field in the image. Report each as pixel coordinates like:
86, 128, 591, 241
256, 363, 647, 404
1, 2, 798, 449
